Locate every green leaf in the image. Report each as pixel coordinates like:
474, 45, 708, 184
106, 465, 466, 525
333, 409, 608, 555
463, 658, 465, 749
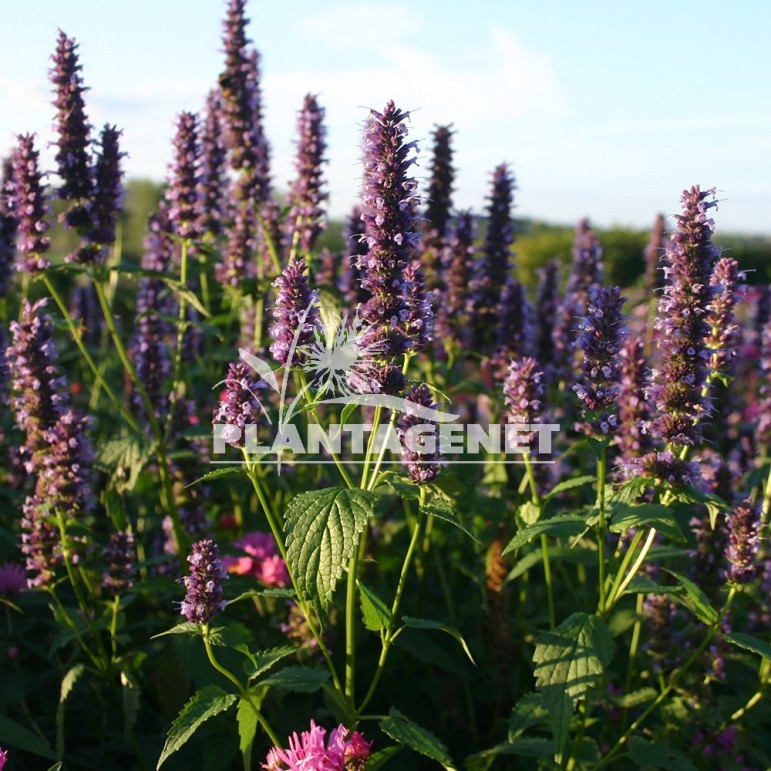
608, 476, 650, 505
380, 708, 456, 769
662, 569, 718, 625
609, 503, 686, 543
227, 587, 295, 607
94, 435, 152, 493
465, 739, 554, 771
359, 582, 392, 631
56, 664, 86, 758
586, 437, 609, 460
608, 687, 657, 709
364, 746, 403, 770
502, 515, 588, 555
151, 622, 203, 640
422, 500, 480, 543
120, 669, 141, 744
533, 612, 614, 756
516, 500, 541, 526
629, 737, 698, 770
284, 487, 378, 621
402, 616, 476, 665
378, 471, 421, 500
243, 645, 298, 682
725, 632, 771, 661
187, 466, 246, 487
339, 400, 358, 427
0, 714, 57, 760
508, 692, 548, 742
260, 665, 330, 693
237, 698, 258, 770
163, 278, 210, 318
157, 686, 237, 768
543, 475, 595, 503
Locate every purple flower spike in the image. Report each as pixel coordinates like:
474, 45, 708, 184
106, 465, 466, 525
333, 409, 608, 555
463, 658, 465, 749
102, 532, 136, 596
89, 124, 125, 248
573, 286, 627, 436
503, 356, 544, 448
470, 164, 515, 348
50, 30, 93, 227
269, 257, 320, 366
340, 206, 369, 307
180, 539, 228, 625
0, 158, 18, 296
421, 124, 455, 281
198, 89, 228, 237
621, 450, 700, 487
212, 361, 267, 447
285, 93, 327, 255
164, 112, 203, 242
757, 318, 771, 448
0, 562, 27, 598
616, 336, 651, 462
725, 499, 761, 584
402, 260, 433, 352
8, 135, 51, 272
706, 257, 744, 382
397, 383, 442, 484
216, 203, 256, 287
646, 186, 719, 446
435, 210, 475, 344
359, 100, 421, 355
494, 277, 532, 371
220, 1, 271, 204
534, 260, 560, 374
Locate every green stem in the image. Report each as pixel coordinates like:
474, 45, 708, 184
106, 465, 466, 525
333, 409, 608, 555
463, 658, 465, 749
202, 627, 281, 748
358, 488, 427, 714
596, 447, 607, 615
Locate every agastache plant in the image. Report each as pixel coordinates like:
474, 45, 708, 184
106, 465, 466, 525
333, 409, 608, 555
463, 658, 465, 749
646, 186, 719, 446
198, 89, 228, 237
396, 383, 442, 484
285, 93, 328, 255
534, 259, 560, 372
88, 124, 124, 251
0, 158, 17, 296
339, 205, 369, 307
164, 111, 203, 243
725, 499, 761, 584
179, 539, 228, 624
503, 356, 545, 445
706, 256, 744, 383
435, 209, 475, 345
616, 336, 652, 463
421, 124, 455, 281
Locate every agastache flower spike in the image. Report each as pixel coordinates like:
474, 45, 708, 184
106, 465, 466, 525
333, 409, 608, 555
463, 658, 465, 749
198, 90, 228, 237
534, 260, 560, 374
646, 186, 719, 446
0, 158, 17, 296
470, 164, 515, 348
421, 124, 455, 281
212, 360, 267, 447
725, 499, 761, 584
49, 31, 93, 227
269, 257, 320, 366
503, 357, 544, 448
164, 112, 203, 242
359, 100, 420, 356
494, 277, 533, 370
285, 93, 328, 255
573, 286, 627, 436
705, 256, 744, 382
397, 383, 442, 484
757, 318, 771, 449
180, 539, 228, 624
8, 135, 51, 272
340, 206, 369, 307
216, 203, 256, 287
88, 124, 125, 249
102, 532, 136, 596
402, 259, 433, 352
616, 336, 652, 462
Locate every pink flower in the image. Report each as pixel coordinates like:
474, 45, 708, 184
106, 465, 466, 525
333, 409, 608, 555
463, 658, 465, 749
224, 532, 289, 587
262, 721, 372, 771
0, 562, 26, 597
0, 746, 7, 770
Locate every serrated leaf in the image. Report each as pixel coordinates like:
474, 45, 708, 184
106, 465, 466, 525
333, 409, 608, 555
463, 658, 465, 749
56, 663, 85, 758
725, 632, 771, 661
609, 503, 686, 543
609, 476, 649, 505
402, 616, 476, 666
243, 645, 298, 681
163, 279, 210, 318
502, 515, 588, 555
284, 487, 377, 621
516, 500, 541, 526
359, 582, 392, 631
465, 739, 554, 771
237, 698, 258, 769
378, 471, 421, 500
340, 400, 358, 427
157, 686, 237, 768
380, 708, 456, 769
662, 569, 718, 625
363, 746, 403, 770
95, 435, 152, 493
0, 714, 57, 760
508, 692, 548, 741
533, 612, 614, 756
629, 737, 698, 770
609, 687, 657, 709
260, 665, 330, 693
543, 475, 595, 503
238, 348, 280, 392
187, 466, 246, 487
422, 500, 480, 542
227, 587, 295, 606
152, 622, 203, 640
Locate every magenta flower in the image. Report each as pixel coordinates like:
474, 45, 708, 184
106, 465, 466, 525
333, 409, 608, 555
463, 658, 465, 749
0, 746, 7, 771
224, 531, 289, 587
262, 721, 372, 771
0, 562, 26, 597
180, 539, 228, 625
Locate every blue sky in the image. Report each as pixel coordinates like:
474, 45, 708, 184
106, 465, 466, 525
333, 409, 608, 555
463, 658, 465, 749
1, 1, 769, 234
